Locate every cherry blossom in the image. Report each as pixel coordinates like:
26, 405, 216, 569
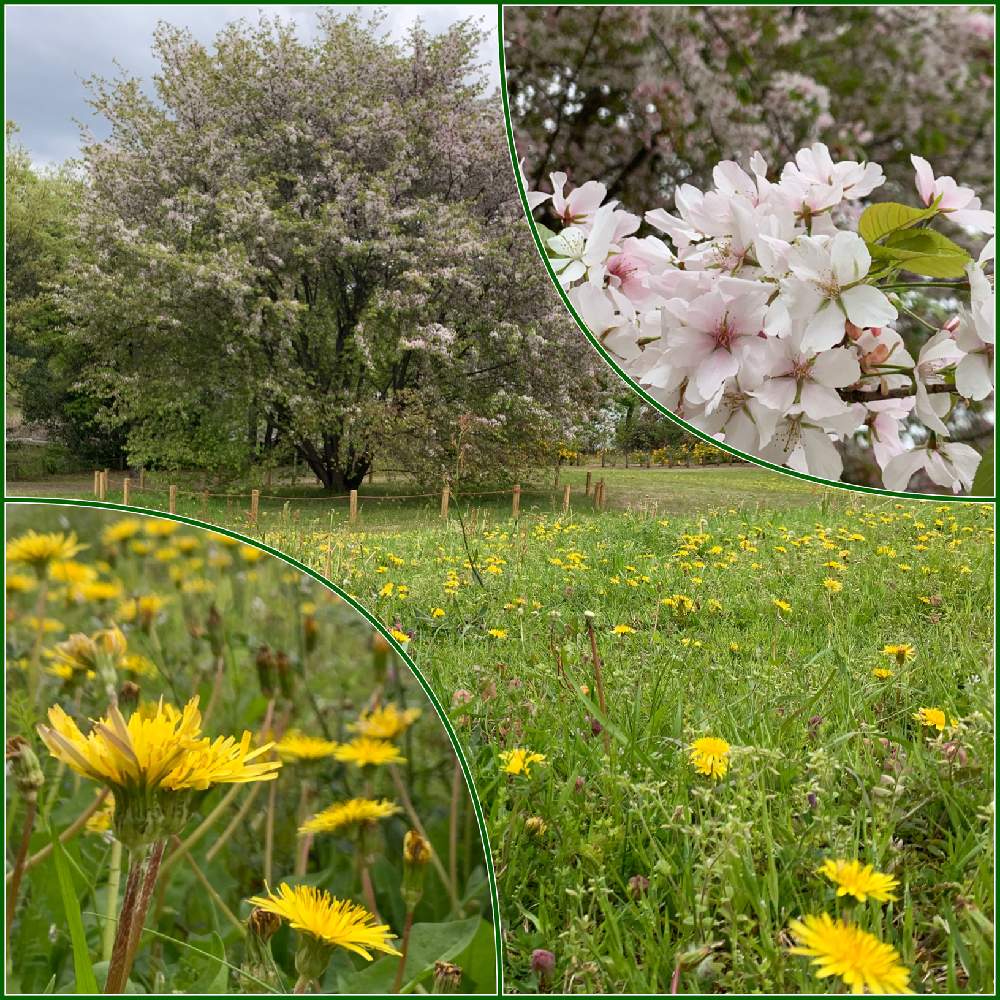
526, 143, 995, 493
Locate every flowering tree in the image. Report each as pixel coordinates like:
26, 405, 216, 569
64, 12, 602, 489
506, 6, 994, 209
527, 147, 994, 492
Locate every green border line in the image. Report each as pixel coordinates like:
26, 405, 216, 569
3, 496, 503, 998
497, 4, 996, 505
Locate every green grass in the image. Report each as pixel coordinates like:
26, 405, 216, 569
222, 491, 993, 994
9, 471, 994, 993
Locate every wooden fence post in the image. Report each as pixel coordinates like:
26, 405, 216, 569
562, 483, 571, 513
585, 471, 592, 496
595, 480, 605, 510
512, 484, 521, 518
139, 468, 146, 489
122, 477, 131, 506
93, 470, 100, 496
349, 490, 358, 524
201, 489, 209, 519
168, 485, 177, 514
250, 489, 260, 523
98, 471, 107, 501
440, 483, 450, 519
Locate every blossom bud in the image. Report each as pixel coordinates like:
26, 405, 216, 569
6, 737, 45, 804
275, 650, 294, 699
402, 830, 431, 910
628, 874, 650, 899
303, 614, 319, 654
530, 949, 555, 987
118, 681, 141, 712
372, 632, 390, 683
432, 961, 463, 993
255, 645, 275, 697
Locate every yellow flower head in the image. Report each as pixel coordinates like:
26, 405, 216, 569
143, 520, 179, 538
117, 595, 168, 628
46, 633, 100, 677
37, 697, 280, 846
773, 598, 792, 614
882, 643, 916, 665
102, 519, 143, 546
7, 531, 85, 572
6, 572, 36, 594
76, 580, 125, 603
85, 792, 115, 836
499, 748, 546, 776
612, 624, 636, 635
299, 798, 400, 836
788, 913, 911, 994
388, 628, 411, 644
913, 707, 953, 732
817, 859, 899, 903
49, 561, 98, 586
333, 737, 406, 768
689, 736, 730, 780
247, 883, 400, 961
274, 730, 341, 761
822, 578, 843, 594
349, 704, 421, 741
486, 628, 508, 639
872, 667, 894, 679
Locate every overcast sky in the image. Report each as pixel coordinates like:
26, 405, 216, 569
5, 4, 499, 165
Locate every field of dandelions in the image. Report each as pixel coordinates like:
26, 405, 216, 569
4, 504, 495, 995
231, 488, 993, 994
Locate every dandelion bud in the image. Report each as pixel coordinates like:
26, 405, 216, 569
525, 816, 547, 837
303, 614, 319, 654
275, 650, 294, 699
372, 632, 390, 683
118, 681, 141, 712
95, 625, 127, 660
242, 907, 284, 991
255, 645, 275, 697
206, 604, 224, 657
530, 948, 555, 987
402, 830, 431, 910
6, 737, 45, 804
628, 874, 650, 899
432, 960, 463, 993
248, 907, 281, 943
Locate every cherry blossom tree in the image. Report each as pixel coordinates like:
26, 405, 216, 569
64, 12, 603, 489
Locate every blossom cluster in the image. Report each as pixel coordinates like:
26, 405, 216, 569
527, 145, 994, 491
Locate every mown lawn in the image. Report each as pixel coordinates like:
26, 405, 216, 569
244, 494, 994, 994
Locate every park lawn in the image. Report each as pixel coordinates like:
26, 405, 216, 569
239, 492, 994, 994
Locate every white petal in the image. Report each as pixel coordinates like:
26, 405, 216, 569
801, 301, 848, 353
955, 353, 994, 401
830, 232, 871, 286
883, 449, 929, 492
840, 284, 897, 329
811, 347, 861, 388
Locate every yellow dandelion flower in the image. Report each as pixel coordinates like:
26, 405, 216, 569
525, 816, 547, 836
349, 704, 421, 741
85, 792, 115, 836
689, 736, 730, 780
76, 580, 125, 603
49, 560, 97, 586
773, 598, 792, 613
45, 633, 100, 676
117, 595, 168, 628
788, 913, 911, 994
499, 748, 546, 776
121, 653, 158, 678
275, 730, 341, 761
7, 531, 85, 572
388, 628, 411, 644
612, 624, 636, 635
6, 572, 36, 593
333, 737, 406, 768
817, 859, 899, 903
143, 520, 178, 538
247, 883, 400, 961
37, 697, 280, 847
913, 707, 953, 732
430, 607, 446, 618
487, 628, 508, 639
102, 519, 143, 545
822, 578, 843, 593
882, 643, 915, 665
299, 798, 400, 835
872, 667, 894, 679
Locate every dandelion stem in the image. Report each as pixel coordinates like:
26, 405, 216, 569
449, 758, 461, 896
102, 838, 123, 962
119, 840, 166, 990
389, 765, 460, 914
585, 617, 612, 754
293, 975, 313, 994
104, 844, 150, 994
391, 910, 415, 993
171, 835, 245, 935
264, 779, 278, 887
8, 788, 110, 881
5, 799, 37, 948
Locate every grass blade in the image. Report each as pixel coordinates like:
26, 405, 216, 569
50, 827, 99, 994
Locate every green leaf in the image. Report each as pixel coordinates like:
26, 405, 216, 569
871, 229, 972, 278
448, 915, 498, 993
49, 829, 99, 995
338, 915, 483, 994
971, 448, 993, 497
171, 932, 229, 993
859, 201, 936, 243
534, 223, 557, 254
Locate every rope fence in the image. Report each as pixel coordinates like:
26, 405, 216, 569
89, 468, 610, 527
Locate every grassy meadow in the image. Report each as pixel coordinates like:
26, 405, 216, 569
219, 482, 993, 995
4, 504, 495, 995
7, 469, 994, 994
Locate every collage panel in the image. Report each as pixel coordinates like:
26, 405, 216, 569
4, 3, 997, 998
504, 5, 995, 496
5, 503, 496, 995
